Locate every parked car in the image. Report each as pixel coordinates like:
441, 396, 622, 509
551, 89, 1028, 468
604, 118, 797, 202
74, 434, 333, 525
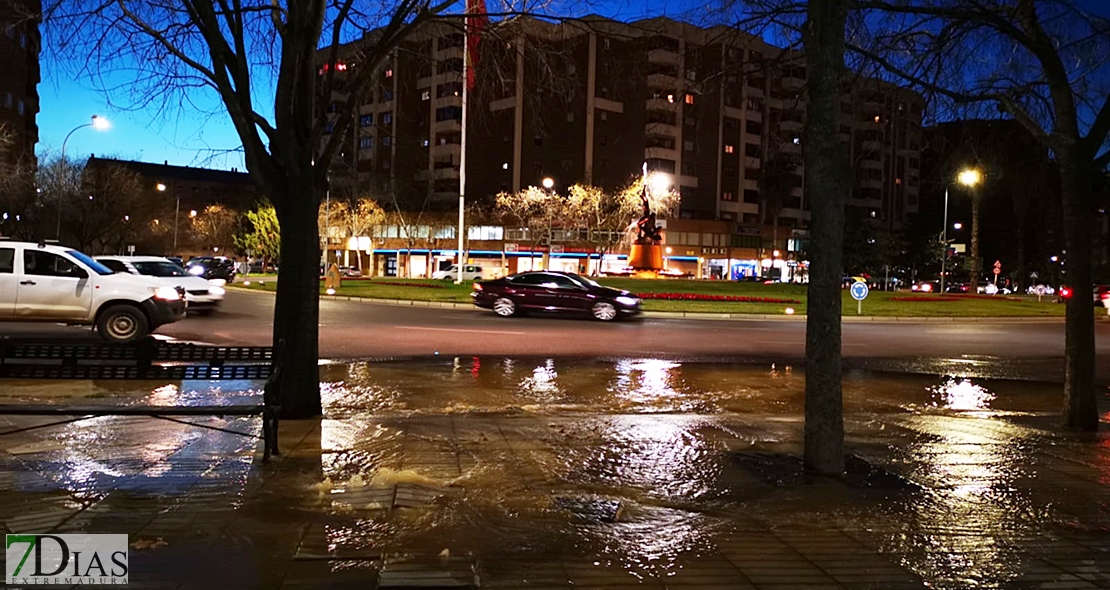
433, 264, 483, 281
911, 281, 939, 293
472, 271, 641, 321
1094, 285, 1110, 307
338, 266, 363, 278
0, 240, 186, 343
185, 256, 237, 284
96, 256, 224, 314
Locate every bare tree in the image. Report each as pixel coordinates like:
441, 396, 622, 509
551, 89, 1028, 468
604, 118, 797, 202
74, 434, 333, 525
852, 0, 1110, 430
802, 0, 851, 475
0, 124, 37, 240
191, 204, 239, 253
41, 0, 486, 417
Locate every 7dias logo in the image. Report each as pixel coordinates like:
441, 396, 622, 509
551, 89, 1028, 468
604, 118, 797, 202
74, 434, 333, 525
6, 534, 128, 585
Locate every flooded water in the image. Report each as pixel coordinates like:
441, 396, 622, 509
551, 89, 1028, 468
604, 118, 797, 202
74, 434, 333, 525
1, 358, 1108, 589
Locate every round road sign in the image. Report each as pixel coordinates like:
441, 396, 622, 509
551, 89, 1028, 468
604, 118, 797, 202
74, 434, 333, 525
1034, 284, 1047, 297
850, 281, 869, 301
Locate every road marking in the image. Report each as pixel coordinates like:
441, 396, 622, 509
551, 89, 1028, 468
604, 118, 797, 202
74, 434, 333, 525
393, 326, 528, 336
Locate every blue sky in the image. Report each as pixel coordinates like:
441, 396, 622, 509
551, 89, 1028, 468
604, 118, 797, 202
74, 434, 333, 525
37, 0, 682, 171
37, 0, 1108, 171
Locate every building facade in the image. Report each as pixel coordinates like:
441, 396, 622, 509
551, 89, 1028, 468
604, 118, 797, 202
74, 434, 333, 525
320, 16, 922, 279
0, 0, 40, 167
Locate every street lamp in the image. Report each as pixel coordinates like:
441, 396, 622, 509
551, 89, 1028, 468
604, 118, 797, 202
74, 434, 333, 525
57, 115, 110, 239
156, 182, 182, 254
940, 167, 982, 294
541, 177, 556, 270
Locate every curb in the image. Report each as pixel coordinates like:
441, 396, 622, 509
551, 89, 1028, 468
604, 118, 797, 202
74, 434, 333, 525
227, 286, 1071, 323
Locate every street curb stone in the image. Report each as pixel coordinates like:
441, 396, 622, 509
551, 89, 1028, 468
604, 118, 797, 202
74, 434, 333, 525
227, 285, 1070, 323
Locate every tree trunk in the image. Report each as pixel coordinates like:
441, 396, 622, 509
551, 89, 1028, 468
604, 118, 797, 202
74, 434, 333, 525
802, 0, 849, 475
272, 186, 323, 419
1060, 152, 1098, 430
970, 190, 982, 284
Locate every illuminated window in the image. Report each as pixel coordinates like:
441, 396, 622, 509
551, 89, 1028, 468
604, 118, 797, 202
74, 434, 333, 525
685, 93, 695, 105
724, 144, 735, 154
667, 94, 675, 104
385, 69, 393, 78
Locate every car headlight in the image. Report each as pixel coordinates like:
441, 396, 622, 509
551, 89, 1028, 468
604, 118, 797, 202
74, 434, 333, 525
615, 295, 640, 307
187, 266, 205, 275
151, 286, 182, 301
208, 286, 226, 296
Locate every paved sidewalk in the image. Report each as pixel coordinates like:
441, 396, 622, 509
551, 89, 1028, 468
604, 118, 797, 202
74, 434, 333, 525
1, 363, 1109, 589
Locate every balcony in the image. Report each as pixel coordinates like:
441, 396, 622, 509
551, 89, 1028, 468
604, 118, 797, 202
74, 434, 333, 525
647, 73, 679, 89
860, 159, 883, 170
434, 119, 462, 133
647, 48, 679, 66
644, 146, 678, 160
416, 167, 460, 181
644, 122, 677, 137
781, 75, 805, 90
645, 98, 678, 112
779, 120, 803, 133
431, 143, 461, 158
435, 45, 463, 60
595, 97, 624, 113
676, 174, 699, 188
862, 139, 885, 152
859, 179, 883, 190
436, 94, 462, 107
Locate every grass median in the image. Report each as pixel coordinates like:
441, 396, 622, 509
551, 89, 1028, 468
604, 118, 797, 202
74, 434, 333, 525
236, 275, 1070, 317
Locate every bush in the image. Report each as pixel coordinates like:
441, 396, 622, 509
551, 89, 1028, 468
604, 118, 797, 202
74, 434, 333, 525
636, 292, 801, 304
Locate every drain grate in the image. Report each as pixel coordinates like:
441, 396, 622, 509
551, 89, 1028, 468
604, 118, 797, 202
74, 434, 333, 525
328, 482, 457, 510
378, 555, 479, 588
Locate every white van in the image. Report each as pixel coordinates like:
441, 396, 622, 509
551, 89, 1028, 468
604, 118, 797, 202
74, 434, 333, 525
0, 241, 186, 343
96, 255, 224, 314
432, 264, 483, 281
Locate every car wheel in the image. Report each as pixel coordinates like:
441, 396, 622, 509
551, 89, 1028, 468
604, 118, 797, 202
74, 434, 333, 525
492, 297, 517, 317
97, 304, 150, 344
592, 301, 618, 322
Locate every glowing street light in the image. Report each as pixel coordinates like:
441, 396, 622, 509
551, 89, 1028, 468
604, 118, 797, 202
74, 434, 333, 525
541, 177, 555, 190
953, 222, 963, 230
958, 168, 982, 187
58, 115, 111, 239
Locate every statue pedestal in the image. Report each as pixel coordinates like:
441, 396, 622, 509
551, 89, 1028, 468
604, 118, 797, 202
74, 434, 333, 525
628, 243, 664, 271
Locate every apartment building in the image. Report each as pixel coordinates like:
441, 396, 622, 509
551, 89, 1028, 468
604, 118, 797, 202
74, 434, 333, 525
0, 0, 40, 167
321, 16, 923, 243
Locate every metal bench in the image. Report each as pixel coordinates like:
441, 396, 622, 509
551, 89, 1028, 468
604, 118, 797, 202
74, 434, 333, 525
0, 340, 282, 461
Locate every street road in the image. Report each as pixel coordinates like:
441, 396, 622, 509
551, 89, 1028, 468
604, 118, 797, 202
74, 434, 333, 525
3, 291, 1108, 370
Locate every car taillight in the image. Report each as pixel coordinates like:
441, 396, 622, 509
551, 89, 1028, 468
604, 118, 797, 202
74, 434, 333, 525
473, 283, 482, 291
1061, 287, 1072, 298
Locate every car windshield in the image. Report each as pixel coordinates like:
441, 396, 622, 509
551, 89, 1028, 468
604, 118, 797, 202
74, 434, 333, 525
66, 250, 114, 276
132, 261, 187, 277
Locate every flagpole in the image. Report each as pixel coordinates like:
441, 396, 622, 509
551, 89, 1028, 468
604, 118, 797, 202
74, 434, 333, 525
456, 24, 469, 284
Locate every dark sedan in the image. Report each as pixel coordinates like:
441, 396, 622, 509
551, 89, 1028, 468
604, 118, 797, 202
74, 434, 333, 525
186, 256, 237, 283
472, 271, 642, 321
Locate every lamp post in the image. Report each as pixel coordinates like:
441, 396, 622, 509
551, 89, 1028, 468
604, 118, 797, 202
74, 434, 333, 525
541, 177, 555, 271
57, 115, 110, 240
940, 168, 982, 294
959, 168, 984, 287
156, 182, 181, 254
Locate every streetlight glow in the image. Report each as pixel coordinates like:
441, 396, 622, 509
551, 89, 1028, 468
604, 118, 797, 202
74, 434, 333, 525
958, 168, 982, 187
953, 222, 963, 230
190, 210, 197, 217
156, 183, 167, 192
541, 177, 554, 190
91, 115, 110, 130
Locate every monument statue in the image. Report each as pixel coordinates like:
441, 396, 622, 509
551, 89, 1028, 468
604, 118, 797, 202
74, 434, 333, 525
635, 183, 663, 244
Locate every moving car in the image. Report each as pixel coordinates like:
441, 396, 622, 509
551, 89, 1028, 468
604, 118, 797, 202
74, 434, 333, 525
0, 240, 186, 343
471, 271, 641, 321
433, 264, 483, 281
96, 255, 225, 314
185, 256, 237, 284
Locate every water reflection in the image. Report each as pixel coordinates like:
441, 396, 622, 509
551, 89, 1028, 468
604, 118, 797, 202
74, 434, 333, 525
930, 377, 996, 412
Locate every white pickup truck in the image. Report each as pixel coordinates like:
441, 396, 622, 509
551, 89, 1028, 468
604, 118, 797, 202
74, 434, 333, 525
0, 240, 187, 343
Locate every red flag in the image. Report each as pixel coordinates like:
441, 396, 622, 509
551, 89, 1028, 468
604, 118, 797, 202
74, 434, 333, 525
465, 0, 487, 90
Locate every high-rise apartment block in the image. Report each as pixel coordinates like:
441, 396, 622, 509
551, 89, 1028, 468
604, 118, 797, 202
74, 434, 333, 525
322, 16, 923, 230
0, 0, 40, 167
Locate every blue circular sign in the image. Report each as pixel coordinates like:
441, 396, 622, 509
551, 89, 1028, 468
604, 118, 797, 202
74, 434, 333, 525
850, 281, 869, 301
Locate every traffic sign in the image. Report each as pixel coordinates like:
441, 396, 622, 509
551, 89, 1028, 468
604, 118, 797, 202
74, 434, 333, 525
993, 260, 1001, 275
850, 281, 869, 301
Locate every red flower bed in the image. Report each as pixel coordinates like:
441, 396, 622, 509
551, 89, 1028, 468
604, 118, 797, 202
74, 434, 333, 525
370, 281, 448, 289
636, 292, 801, 304
890, 296, 961, 302
948, 293, 1021, 301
